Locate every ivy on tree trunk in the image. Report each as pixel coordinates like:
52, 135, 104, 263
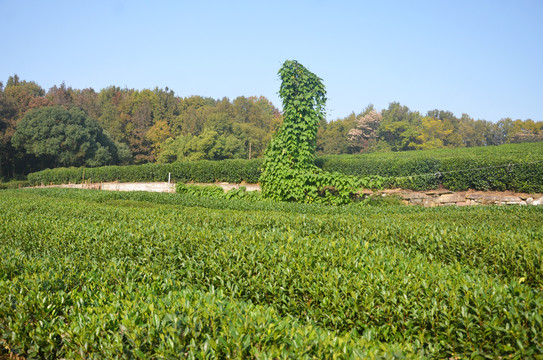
260, 60, 383, 204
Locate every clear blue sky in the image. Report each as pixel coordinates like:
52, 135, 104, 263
1, 0, 542, 122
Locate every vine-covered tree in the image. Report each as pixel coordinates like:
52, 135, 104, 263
260, 60, 381, 204
264, 60, 326, 169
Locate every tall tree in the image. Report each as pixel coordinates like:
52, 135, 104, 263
412, 116, 449, 150
72, 88, 101, 120
3, 75, 45, 118
378, 102, 421, 151
0, 76, 46, 178
316, 115, 355, 155
458, 114, 489, 147
348, 108, 382, 153
426, 109, 463, 147
12, 106, 128, 170
46, 82, 73, 106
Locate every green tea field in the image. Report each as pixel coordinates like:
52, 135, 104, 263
1, 188, 542, 358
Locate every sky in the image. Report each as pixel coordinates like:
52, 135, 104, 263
1, 0, 542, 122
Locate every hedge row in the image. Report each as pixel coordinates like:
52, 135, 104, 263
318, 154, 543, 192
27, 159, 263, 186
27, 142, 543, 192
319, 142, 543, 192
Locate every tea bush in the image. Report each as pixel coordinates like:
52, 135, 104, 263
1, 189, 542, 358
27, 159, 263, 186
26, 142, 543, 192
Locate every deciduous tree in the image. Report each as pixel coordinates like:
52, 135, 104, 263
12, 106, 126, 170
348, 109, 382, 152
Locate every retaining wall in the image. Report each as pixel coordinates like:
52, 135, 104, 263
36, 182, 543, 206
42, 182, 175, 193
380, 189, 543, 207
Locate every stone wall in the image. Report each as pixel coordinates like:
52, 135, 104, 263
381, 189, 543, 207
36, 182, 543, 206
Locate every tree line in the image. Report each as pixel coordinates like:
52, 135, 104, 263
0, 75, 281, 180
318, 103, 542, 155
1, 75, 541, 180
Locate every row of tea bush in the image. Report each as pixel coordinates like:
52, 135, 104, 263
26, 142, 543, 192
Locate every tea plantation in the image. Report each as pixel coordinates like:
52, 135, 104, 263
1, 188, 542, 358
26, 142, 543, 193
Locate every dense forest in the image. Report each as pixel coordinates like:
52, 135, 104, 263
1, 75, 541, 180
318, 105, 543, 155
